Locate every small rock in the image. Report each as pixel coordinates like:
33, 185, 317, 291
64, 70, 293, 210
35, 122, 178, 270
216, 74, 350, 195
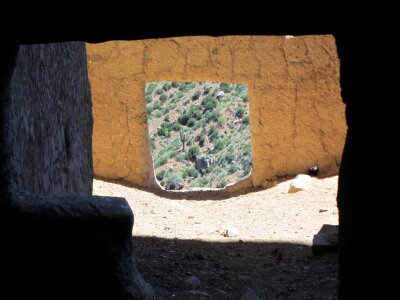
288, 174, 312, 193
312, 224, 338, 255
308, 165, 319, 176
165, 182, 183, 190
216, 91, 225, 99
183, 276, 201, 289
223, 227, 238, 237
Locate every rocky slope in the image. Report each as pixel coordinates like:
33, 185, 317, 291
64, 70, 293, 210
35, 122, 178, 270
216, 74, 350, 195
146, 81, 252, 190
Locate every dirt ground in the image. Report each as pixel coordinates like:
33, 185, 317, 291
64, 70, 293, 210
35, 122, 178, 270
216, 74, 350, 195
93, 175, 339, 300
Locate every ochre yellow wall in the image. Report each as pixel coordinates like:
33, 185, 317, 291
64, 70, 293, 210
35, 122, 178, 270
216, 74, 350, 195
86, 35, 346, 189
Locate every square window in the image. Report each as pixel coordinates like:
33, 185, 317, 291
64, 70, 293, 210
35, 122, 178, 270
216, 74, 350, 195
145, 81, 253, 190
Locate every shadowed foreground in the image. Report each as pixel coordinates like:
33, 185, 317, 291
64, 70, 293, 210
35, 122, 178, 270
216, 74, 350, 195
134, 237, 337, 299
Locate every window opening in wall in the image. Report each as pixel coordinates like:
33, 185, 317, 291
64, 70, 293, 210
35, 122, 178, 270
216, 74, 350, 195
145, 81, 252, 191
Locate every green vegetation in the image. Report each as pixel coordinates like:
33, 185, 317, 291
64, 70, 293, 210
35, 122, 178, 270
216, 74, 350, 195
186, 145, 200, 161
145, 81, 252, 189
180, 127, 187, 152
192, 90, 201, 100
160, 94, 168, 102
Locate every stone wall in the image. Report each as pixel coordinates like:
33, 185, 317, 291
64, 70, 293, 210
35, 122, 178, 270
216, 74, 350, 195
5, 43, 93, 196
1, 43, 153, 299
87, 35, 346, 189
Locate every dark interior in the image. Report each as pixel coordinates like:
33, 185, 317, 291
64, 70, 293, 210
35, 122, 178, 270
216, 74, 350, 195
1, 2, 396, 299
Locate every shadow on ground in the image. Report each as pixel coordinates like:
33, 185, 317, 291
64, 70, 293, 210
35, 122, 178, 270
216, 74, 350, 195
133, 236, 337, 300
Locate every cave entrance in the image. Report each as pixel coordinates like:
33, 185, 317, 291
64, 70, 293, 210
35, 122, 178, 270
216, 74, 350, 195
145, 80, 252, 191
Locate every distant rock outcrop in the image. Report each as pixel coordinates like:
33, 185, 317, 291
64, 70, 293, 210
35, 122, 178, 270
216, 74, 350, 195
195, 156, 215, 172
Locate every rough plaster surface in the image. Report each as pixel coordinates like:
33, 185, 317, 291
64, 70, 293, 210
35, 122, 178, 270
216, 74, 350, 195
5, 43, 93, 196
87, 35, 346, 189
1, 43, 153, 299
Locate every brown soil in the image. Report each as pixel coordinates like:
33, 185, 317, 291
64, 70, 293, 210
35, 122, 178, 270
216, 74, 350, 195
93, 175, 339, 299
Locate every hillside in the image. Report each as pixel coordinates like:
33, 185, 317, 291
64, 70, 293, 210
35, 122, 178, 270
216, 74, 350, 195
145, 81, 252, 190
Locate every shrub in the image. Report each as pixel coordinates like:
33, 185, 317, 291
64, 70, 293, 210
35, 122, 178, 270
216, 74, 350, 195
202, 96, 217, 112
188, 82, 197, 89
220, 82, 234, 93
172, 122, 181, 132
164, 115, 170, 122
186, 146, 200, 161
156, 170, 166, 181
146, 82, 157, 95
235, 84, 247, 93
204, 111, 212, 124
155, 111, 162, 118
188, 105, 202, 120
213, 139, 226, 153
208, 125, 219, 141
179, 83, 187, 91
243, 95, 248, 102
160, 94, 168, 102
192, 90, 201, 100
188, 168, 200, 178
217, 115, 226, 123
151, 138, 156, 150
181, 169, 188, 179
196, 133, 206, 146
157, 127, 170, 138
168, 150, 178, 159
154, 155, 168, 167
164, 172, 182, 188
217, 179, 227, 188
146, 106, 153, 115
193, 121, 202, 130
145, 95, 152, 103
189, 177, 209, 188
153, 101, 161, 111
162, 82, 172, 91
174, 91, 184, 100
228, 164, 238, 174
206, 165, 214, 174
210, 110, 220, 122
171, 81, 180, 88
225, 152, 235, 163
242, 115, 250, 125
178, 113, 190, 125
203, 87, 210, 95
186, 140, 192, 147
162, 107, 170, 115
241, 158, 252, 177
236, 107, 245, 118
168, 103, 177, 110
187, 118, 196, 127
155, 88, 164, 95
175, 153, 186, 162
242, 142, 252, 157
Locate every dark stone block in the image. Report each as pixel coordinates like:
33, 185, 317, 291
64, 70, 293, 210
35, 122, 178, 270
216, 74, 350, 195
2, 192, 154, 299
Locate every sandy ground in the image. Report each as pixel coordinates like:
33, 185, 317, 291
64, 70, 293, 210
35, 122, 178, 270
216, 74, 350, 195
93, 175, 339, 300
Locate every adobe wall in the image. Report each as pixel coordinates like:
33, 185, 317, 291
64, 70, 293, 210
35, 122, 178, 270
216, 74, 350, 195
86, 35, 345, 189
